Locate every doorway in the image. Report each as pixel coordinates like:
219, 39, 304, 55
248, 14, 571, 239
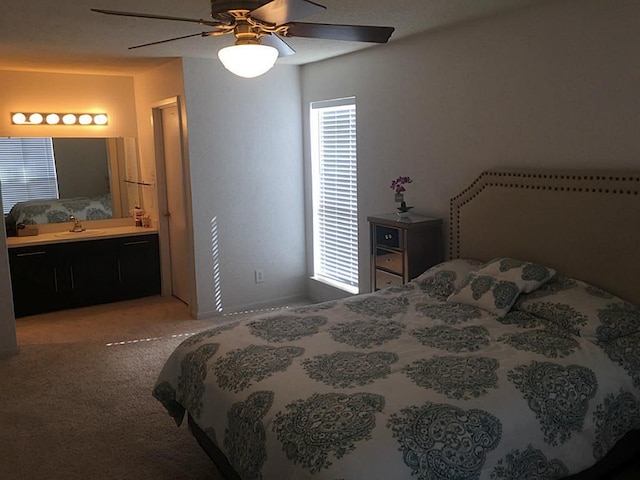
152, 98, 194, 309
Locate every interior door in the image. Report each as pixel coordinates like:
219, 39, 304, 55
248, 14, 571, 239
160, 104, 190, 304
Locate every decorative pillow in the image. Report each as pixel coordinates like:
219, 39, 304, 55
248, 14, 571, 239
515, 275, 640, 342
476, 258, 556, 293
411, 258, 483, 301
446, 272, 523, 317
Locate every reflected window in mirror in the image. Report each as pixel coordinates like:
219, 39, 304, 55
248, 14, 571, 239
0, 137, 60, 214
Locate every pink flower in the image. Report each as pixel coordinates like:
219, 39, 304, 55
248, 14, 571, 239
390, 176, 413, 194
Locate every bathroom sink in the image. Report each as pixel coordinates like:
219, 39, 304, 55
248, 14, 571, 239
54, 229, 105, 238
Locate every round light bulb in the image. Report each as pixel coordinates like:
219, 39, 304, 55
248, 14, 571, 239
93, 114, 108, 125
29, 113, 43, 124
79, 114, 92, 125
12, 113, 27, 124
62, 114, 77, 125
217, 44, 278, 78
46, 114, 60, 125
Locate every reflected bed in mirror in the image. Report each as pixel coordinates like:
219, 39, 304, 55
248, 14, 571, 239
1, 137, 142, 234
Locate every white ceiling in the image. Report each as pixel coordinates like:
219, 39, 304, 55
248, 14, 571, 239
0, 0, 552, 75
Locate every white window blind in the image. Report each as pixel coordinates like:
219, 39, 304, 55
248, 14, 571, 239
0, 137, 59, 214
310, 98, 359, 293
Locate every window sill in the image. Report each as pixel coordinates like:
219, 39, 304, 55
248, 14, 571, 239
311, 275, 358, 295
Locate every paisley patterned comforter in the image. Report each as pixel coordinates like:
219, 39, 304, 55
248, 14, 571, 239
6, 193, 112, 226
153, 259, 640, 480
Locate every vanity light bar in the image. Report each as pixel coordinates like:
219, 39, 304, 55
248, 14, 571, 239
11, 112, 109, 126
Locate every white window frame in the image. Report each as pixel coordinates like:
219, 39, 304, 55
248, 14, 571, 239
0, 137, 59, 214
310, 97, 359, 294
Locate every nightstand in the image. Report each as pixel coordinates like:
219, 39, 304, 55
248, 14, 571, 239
368, 214, 443, 291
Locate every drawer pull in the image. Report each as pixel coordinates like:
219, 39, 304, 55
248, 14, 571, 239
124, 240, 149, 246
16, 251, 47, 257
385, 234, 392, 240
53, 267, 58, 292
385, 258, 392, 263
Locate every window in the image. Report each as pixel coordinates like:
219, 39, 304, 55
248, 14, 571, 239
0, 137, 59, 214
310, 97, 359, 293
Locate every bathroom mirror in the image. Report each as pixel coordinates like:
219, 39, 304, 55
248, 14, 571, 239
1, 136, 142, 225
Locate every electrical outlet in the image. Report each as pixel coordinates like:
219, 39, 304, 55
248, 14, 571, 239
255, 270, 264, 283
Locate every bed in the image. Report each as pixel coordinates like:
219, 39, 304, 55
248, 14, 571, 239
5, 193, 112, 228
153, 169, 640, 479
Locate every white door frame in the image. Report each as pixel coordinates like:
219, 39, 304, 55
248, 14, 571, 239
151, 96, 197, 316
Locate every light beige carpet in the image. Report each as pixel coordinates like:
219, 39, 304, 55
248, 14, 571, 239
0, 295, 307, 480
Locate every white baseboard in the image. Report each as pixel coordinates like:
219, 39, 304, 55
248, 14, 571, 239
195, 294, 310, 320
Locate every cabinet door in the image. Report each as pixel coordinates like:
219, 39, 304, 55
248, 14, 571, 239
9, 247, 63, 316
117, 236, 161, 299
68, 239, 120, 306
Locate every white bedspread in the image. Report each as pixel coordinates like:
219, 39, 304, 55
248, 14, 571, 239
154, 259, 640, 479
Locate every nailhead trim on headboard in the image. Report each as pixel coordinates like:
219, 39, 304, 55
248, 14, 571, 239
449, 170, 640, 260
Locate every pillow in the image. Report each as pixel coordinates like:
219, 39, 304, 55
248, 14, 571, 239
446, 272, 523, 317
411, 258, 483, 301
476, 258, 556, 293
515, 275, 640, 342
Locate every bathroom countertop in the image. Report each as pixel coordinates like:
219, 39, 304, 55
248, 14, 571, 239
6, 225, 158, 248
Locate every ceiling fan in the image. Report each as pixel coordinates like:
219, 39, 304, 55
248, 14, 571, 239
92, 0, 395, 78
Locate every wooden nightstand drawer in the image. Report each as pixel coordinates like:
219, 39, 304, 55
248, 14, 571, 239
375, 248, 403, 275
374, 225, 402, 249
368, 214, 444, 292
375, 269, 403, 289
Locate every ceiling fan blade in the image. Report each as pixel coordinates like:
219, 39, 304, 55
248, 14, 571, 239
91, 8, 228, 27
260, 34, 296, 57
128, 31, 221, 50
286, 22, 394, 43
250, 0, 326, 26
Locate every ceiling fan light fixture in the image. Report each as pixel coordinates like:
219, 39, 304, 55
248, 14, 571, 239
217, 43, 278, 78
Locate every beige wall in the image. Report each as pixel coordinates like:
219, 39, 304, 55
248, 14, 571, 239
0, 185, 17, 355
181, 58, 306, 317
301, 0, 640, 298
132, 59, 196, 315
132, 59, 187, 224
0, 70, 137, 138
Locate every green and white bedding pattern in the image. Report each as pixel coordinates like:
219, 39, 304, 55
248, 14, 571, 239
6, 193, 112, 225
154, 259, 640, 480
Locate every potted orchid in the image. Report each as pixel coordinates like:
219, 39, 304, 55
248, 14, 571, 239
390, 176, 413, 216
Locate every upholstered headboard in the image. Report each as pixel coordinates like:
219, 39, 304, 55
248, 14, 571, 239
449, 169, 640, 305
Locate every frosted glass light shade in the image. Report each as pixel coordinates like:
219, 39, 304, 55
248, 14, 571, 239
46, 113, 60, 124
29, 113, 43, 124
217, 44, 278, 78
12, 113, 26, 124
11, 112, 108, 125
93, 114, 108, 125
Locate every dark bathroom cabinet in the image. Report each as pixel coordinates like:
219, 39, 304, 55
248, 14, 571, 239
8, 233, 161, 317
